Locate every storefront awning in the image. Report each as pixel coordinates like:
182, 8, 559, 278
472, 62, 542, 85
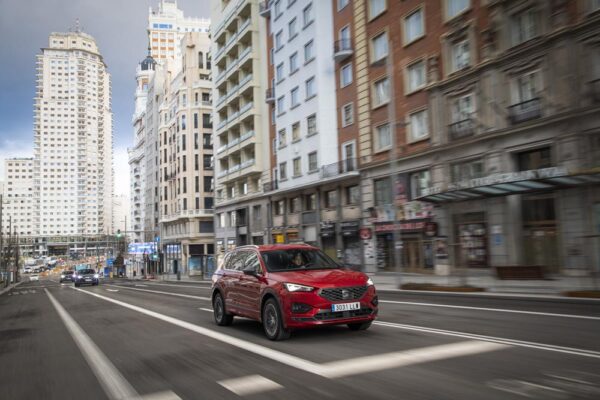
417, 168, 600, 203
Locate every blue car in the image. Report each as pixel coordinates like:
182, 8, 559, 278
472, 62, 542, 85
73, 269, 99, 287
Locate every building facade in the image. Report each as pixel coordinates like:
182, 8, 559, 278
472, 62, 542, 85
211, 0, 272, 254
2, 158, 34, 236
33, 30, 113, 237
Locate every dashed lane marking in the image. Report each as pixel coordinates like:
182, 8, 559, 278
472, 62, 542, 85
106, 289, 119, 292
218, 375, 283, 396
105, 284, 210, 301
199, 308, 213, 312
379, 300, 600, 321
145, 282, 211, 289
73, 287, 507, 379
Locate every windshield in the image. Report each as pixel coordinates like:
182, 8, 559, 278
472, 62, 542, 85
261, 249, 341, 272
64, 271, 73, 275
79, 269, 95, 274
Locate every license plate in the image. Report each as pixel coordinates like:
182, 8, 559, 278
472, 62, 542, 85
332, 302, 360, 312
85, 279, 91, 282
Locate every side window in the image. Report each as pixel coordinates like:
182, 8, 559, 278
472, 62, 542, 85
226, 251, 247, 271
244, 252, 261, 273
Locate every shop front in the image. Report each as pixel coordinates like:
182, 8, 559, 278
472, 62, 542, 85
320, 221, 336, 259
341, 220, 361, 268
163, 243, 182, 275
374, 220, 433, 271
453, 212, 488, 268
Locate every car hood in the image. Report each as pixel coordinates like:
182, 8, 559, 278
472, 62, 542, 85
268, 268, 369, 288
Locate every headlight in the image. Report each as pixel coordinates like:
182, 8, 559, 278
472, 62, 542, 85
94, 274, 99, 279
367, 278, 374, 286
60, 275, 65, 279
284, 283, 314, 292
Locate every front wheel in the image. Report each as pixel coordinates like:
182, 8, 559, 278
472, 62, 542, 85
213, 292, 233, 326
262, 298, 290, 341
348, 321, 372, 331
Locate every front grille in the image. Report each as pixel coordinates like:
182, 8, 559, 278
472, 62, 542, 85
319, 286, 368, 302
314, 307, 373, 321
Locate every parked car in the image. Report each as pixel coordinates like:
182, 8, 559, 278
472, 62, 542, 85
211, 244, 378, 340
60, 270, 75, 283
73, 269, 99, 287
29, 274, 40, 282
24, 266, 32, 274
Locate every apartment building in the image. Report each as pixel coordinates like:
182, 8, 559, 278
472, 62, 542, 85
338, 0, 600, 275
211, 0, 272, 251
33, 30, 113, 237
2, 158, 34, 236
148, 0, 211, 62
158, 32, 215, 277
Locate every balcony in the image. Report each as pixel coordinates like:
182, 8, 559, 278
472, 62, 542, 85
265, 88, 275, 103
263, 180, 278, 192
508, 98, 542, 124
590, 78, 600, 103
259, 1, 271, 17
448, 119, 475, 141
320, 158, 358, 179
334, 39, 353, 62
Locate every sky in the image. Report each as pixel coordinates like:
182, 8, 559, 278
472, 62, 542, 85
0, 0, 211, 196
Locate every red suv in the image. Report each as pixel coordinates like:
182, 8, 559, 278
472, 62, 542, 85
211, 244, 378, 340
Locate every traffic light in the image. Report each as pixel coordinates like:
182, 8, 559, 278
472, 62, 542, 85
116, 229, 122, 239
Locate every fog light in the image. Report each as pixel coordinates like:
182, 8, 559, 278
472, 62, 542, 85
371, 296, 379, 306
291, 303, 312, 313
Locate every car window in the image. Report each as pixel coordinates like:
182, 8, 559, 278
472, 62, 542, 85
261, 249, 341, 272
244, 252, 261, 273
226, 251, 248, 271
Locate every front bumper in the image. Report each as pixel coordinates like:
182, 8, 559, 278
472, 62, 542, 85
75, 278, 98, 285
280, 286, 378, 328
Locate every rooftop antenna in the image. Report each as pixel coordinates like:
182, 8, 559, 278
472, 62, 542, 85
74, 18, 82, 33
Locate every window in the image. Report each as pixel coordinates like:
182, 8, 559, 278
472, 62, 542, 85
308, 151, 318, 171
346, 185, 359, 205
340, 63, 353, 87
181, 114, 186, 130
369, 0, 386, 19
323, 190, 337, 209
371, 32, 388, 63
303, 3, 314, 27
204, 176, 213, 192
342, 103, 354, 127
446, 0, 469, 19
339, 25, 351, 47
288, 87, 300, 108
338, 0, 349, 10
307, 114, 317, 135
451, 40, 470, 72
304, 40, 314, 62
512, 8, 538, 46
276, 62, 284, 82
277, 96, 285, 114
278, 128, 286, 148
290, 197, 301, 213
305, 77, 316, 98
199, 221, 214, 233
279, 162, 287, 180
451, 93, 474, 122
205, 197, 214, 209
292, 122, 300, 141
374, 177, 392, 205
195, 176, 200, 192
512, 70, 540, 104
194, 113, 198, 129
373, 77, 390, 106
410, 170, 431, 199
203, 134, 212, 149
517, 147, 552, 171
203, 154, 212, 169
288, 18, 298, 39
375, 123, 391, 151
274, 200, 285, 216
409, 109, 429, 141
451, 159, 483, 182
289, 52, 299, 74
293, 157, 301, 177
181, 134, 186, 151
202, 113, 212, 128
275, 30, 283, 50
407, 60, 426, 93
404, 8, 424, 44
274, 0, 283, 18
305, 193, 316, 210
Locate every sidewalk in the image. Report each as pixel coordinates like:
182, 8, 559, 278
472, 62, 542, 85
0, 280, 23, 296
369, 271, 599, 296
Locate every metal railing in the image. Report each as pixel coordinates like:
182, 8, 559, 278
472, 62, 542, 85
320, 158, 358, 179
508, 97, 542, 124
448, 118, 475, 141
265, 88, 275, 103
263, 180, 278, 192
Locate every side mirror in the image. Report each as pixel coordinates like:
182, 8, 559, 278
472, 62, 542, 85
242, 265, 261, 276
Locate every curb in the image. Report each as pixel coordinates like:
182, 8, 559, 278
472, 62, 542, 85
375, 288, 600, 303
0, 281, 24, 297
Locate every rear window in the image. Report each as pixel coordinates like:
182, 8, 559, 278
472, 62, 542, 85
260, 249, 341, 272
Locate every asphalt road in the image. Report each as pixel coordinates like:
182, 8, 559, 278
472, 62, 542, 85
1, 276, 599, 400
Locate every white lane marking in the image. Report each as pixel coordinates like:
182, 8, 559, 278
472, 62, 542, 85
73, 287, 325, 375
106, 289, 119, 292
134, 284, 148, 287
106, 284, 210, 301
379, 300, 600, 321
199, 308, 213, 312
145, 282, 211, 289
374, 321, 600, 359
138, 390, 183, 400
44, 288, 139, 400
218, 375, 283, 396
321, 341, 507, 379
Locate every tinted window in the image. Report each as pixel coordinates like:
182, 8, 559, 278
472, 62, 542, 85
244, 252, 261, 273
64, 271, 73, 275
260, 249, 340, 272
226, 251, 248, 271
80, 269, 95, 274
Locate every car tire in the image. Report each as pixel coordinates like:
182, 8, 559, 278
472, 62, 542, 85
262, 298, 290, 341
213, 292, 233, 326
348, 321, 372, 331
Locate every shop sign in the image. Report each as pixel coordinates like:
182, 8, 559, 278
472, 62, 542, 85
359, 228, 372, 240
320, 222, 336, 237
374, 221, 427, 233
341, 221, 360, 237
273, 234, 285, 244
